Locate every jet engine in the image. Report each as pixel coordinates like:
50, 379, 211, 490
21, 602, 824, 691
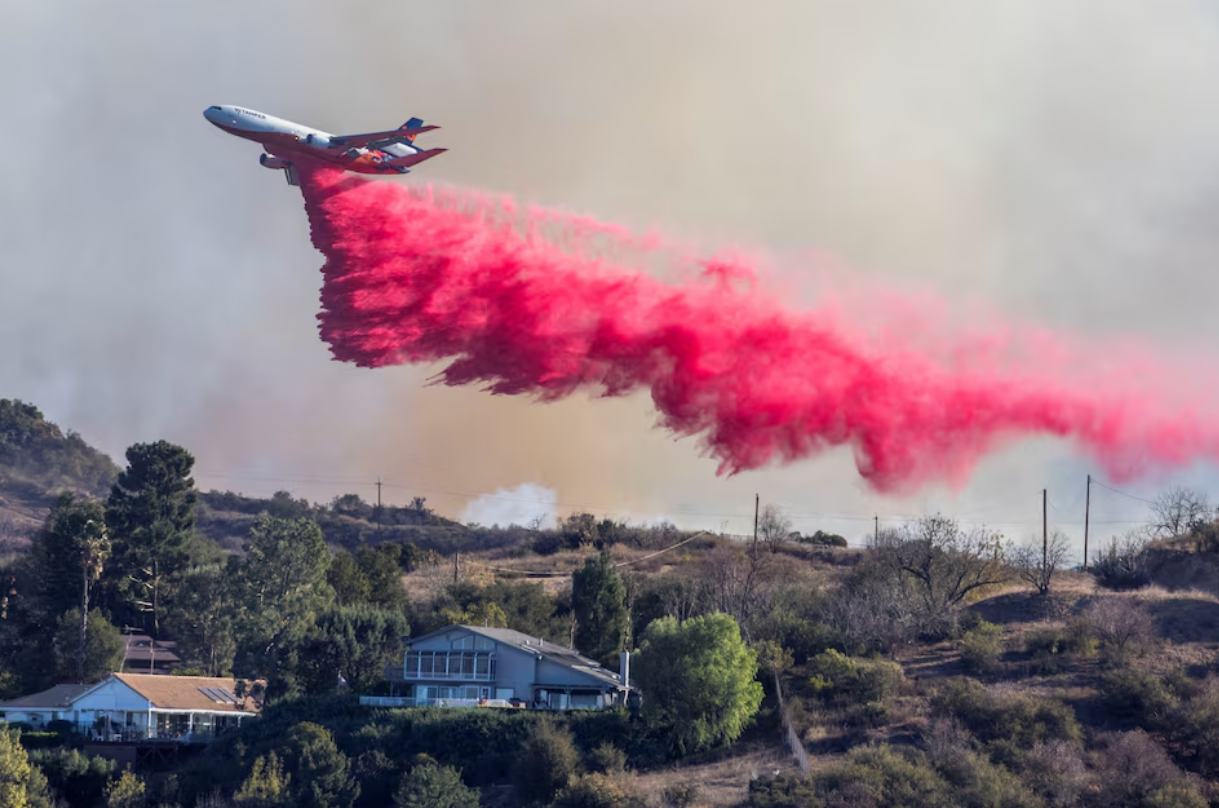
304, 133, 332, 149
260, 154, 289, 170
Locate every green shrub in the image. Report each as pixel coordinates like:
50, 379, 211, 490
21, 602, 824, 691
1147, 782, 1209, 808
660, 783, 700, 807
517, 719, 581, 803
818, 745, 950, 808
1103, 667, 1177, 726
552, 772, 643, 808
933, 678, 1082, 763
959, 620, 1004, 673
588, 741, 627, 775
807, 649, 904, 704
746, 774, 823, 808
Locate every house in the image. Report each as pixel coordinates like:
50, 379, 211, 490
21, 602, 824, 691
0, 673, 261, 742
119, 634, 180, 674
372, 625, 630, 710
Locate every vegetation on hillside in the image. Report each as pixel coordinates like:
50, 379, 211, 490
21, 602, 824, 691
0, 399, 118, 504
7, 401, 1219, 806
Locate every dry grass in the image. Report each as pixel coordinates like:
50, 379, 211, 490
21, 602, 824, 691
629, 742, 797, 807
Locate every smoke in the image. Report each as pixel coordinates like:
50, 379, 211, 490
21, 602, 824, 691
460, 484, 557, 529
300, 165, 1219, 494
7, 2, 1219, 541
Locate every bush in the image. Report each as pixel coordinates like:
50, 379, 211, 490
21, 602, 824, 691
1084, 597, 1153, 662
933, 678, 1082, 763
818, 744, 950, 808
1022, 620, 1097, 674
660, 783, 700, 807
552, 773, 643, 808
808, 649, 904, 704
517, 719, 581, 803
959, 620, 1004, 673
746, 773, 823, 808
1091, 534, 1151, 590
588, 742, 627, 775
1103, 667, 1178, 726
1163, 678, 1219, 778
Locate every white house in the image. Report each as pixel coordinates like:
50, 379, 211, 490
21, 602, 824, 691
0, 673, 260, 742
370, 625, 630, 710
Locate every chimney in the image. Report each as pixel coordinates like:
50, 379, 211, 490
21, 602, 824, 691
619, 650, 630, 690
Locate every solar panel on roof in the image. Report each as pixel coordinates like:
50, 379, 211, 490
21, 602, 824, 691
199, 686, 238, 704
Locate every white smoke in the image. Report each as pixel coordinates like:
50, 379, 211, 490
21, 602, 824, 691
460, 484, 558, 529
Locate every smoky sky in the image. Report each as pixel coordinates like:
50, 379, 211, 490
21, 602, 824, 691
5, 1, 1219, 556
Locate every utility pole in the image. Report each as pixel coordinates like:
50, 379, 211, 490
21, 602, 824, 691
753, 494, 760, 543
375, 478, 383, 538
1042, 488, 1048, 572
453, 552, 459, 584
874, 515, 879, 545
1084, 475, 1092, 573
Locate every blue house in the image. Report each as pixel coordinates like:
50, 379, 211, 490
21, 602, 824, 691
371, 625, 630, 710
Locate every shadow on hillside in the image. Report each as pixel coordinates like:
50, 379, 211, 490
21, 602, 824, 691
1145, 597, 1219, 644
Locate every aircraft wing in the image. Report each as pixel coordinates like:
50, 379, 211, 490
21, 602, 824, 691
386, 148, 448, 169
330, 125, 439, 148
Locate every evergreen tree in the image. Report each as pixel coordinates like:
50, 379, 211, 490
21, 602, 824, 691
103, 770, 145, 808
572, 552, 629, 666
104, 441, 198, 635
291, 604, 410, 695
280, 722, 359, 808
231, 516, 334, 694
53, 609, 123, 683
234, 751, 290, 808
394, 762, 480, 808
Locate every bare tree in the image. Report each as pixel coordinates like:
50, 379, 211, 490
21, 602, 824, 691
1149, 486, 1211, 539
757, 503, 793, 553
1084, 597, 1153, 661
872, 515, 1008, 617
1011, 530, 1071, 596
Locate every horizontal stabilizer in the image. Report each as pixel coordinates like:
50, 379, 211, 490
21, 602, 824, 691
331, 125, 440, 148
386, 148, 447, 169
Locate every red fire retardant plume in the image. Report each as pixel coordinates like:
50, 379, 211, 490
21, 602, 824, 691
299, 166, 1219, 492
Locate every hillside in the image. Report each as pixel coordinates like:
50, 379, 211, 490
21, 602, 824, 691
0, 398, 120, 550
0, 396, 511, 556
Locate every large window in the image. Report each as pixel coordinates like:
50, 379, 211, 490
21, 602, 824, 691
405, 651, 495, 681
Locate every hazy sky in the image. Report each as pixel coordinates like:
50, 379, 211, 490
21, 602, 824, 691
6, 1, 1219, 556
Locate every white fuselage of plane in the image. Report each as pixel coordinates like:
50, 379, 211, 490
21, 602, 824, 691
203, 105, 445, 185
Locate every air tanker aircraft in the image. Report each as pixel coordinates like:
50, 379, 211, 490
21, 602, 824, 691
203, 105, 446, 186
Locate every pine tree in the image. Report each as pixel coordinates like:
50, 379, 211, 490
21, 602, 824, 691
571, 552, 629, 666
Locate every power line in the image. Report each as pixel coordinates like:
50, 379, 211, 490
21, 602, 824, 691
1092, 479, 1157, 505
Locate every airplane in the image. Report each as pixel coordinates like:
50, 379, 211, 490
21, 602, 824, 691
203, 104, 446, 186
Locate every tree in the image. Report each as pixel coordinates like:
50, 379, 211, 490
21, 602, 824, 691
1084, 598, 1153, 662
872, 516, 1007, 628
291, 604, 410, 694
757, 504, 793, 553
53, 609, 123, 683
104, 441, 198, 635
167, 564, 237, 676
632, 613, 764, 757
232, 516, 334, 690
1011, 530, 1070, 596
0, 726, 57, 808
393, 762, 480, 808
279, 722, 359, 808
517, 720, 581, 804
27, 494, 110, 679
572, 552, 629, 666
234, 751, 290, 808
104, 770, 145, 808
1150, 486, 1211, 539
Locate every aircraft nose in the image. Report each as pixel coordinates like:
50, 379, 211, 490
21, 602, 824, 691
203, 106, 223, 125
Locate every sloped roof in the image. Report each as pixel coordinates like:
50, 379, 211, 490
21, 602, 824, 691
0, 683, 92, 711
410, 625, 626, 688
110, 674, 260, 713
122, 635, 180, 664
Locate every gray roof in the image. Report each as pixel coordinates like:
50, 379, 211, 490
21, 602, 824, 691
0, 683, 91, 711
409, 625, 626, 689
